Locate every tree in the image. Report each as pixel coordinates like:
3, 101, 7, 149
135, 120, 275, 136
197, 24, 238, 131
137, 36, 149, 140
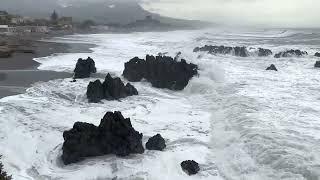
50, 10, 58, 23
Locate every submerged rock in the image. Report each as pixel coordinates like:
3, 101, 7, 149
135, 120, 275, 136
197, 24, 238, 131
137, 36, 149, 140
314, 61, 320, 68
146, 134, 166, 151
266, 64, 278, 71
181, 160, 200, 175
193, 45, 248, 57
73, 57, 97, 79
274, 49, 308, 58
123, 55, 198, 90
315, 52, 320, 57
258, 48, 273, 57
62, 111, 144, 165
86, 73, 138, 103
193, 45, 273, 57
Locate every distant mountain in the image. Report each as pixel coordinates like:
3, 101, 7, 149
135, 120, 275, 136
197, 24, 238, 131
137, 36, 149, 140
0, 0, 211, 28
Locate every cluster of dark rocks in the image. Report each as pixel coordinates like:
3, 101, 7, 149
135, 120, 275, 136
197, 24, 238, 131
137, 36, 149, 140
73, 57, 97, 79
62, 111, 145, 165
123, 55, 198, 90
86, 73, 138, 103
65, 56, 202, 174
315, 52, 320, 57
62, 111, 168, 165
193, 45, 248, 57
266, 64, 278, 71
274, 49, 308, 58
193, 45, 273, 57
61, 111, 200, 175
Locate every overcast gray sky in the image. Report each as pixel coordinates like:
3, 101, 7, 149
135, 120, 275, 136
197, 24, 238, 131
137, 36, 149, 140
141, 0, 320, 27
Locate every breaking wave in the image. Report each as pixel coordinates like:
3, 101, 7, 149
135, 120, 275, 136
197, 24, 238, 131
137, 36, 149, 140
1, 28, 320, 180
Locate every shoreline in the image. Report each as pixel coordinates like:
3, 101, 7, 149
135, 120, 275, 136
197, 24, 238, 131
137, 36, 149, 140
0, 34, 96, 98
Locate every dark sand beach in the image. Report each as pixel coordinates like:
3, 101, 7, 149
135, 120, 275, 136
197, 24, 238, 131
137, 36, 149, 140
0, 36, 94, 98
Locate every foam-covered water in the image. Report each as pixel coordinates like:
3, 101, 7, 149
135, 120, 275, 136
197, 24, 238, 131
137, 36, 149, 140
1, 28, 320, 180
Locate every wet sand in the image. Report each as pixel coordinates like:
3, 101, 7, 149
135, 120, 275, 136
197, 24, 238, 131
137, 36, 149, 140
0, 38, 94, 98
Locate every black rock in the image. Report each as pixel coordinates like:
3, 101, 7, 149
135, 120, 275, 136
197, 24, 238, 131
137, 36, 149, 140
73, 57, 97, 79
258, 48, 273, 57
70, 79, 77, 83
86, 73, 138, 103
62, 111, 144, 165
266, 64, 278, 71
234, 46, 248, 57
86, 80, 104, 103
315, 52, 320, 57
146, 134, 166, 151
181, 160, 200, 175
314, 61, 320, 68
123, 57, 146, 82
123, 55, 198, 90
193, 45, 273, 57
193, 45, 248, 57
274, 49, 308, 58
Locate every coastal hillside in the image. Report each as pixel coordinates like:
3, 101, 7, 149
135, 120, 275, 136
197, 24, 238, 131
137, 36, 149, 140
0, 0, 210, 27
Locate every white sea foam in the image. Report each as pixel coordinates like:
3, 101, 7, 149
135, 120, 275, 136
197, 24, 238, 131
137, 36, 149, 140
1, 28, 320, 180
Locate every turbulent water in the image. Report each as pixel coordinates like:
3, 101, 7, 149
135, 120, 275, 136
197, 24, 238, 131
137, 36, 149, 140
1, 28, 320, 180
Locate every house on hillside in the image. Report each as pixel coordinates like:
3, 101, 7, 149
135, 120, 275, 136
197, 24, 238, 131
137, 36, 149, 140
11, 16, 34, 25
58, 16, 73, 29
8, 26, 49, 34
0, 25, 9, 34
0, 11, 10, 25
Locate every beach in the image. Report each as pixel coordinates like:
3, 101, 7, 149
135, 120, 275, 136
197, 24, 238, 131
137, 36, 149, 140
0, 35, 94, 98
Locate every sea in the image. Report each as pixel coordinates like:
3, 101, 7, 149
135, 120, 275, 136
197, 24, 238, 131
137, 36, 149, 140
1, 28, 320, 180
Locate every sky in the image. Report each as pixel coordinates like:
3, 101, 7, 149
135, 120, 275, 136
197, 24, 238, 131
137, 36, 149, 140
140, 0, 320, 27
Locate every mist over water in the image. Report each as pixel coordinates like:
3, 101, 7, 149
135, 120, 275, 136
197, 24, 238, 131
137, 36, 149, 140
1, 28, 320, 179
141, 0, 320, 28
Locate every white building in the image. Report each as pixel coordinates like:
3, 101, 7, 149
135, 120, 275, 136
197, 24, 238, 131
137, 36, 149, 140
0, 25, 9, 34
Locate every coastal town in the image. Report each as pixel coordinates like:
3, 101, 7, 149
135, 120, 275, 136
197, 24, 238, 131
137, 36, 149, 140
0, 9, 174, 36
0, 10, 73, 35
0, 8, 172, 61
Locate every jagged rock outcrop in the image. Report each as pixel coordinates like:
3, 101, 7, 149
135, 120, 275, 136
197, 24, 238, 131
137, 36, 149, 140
123, 55, 198, 90
146, 134, 166, 151
86, 80, 104, 103
181, 160, 200, 175
73, 57, 97, 79
62, 111, 144, 165
274, 49, 308, 58
86, 73, 138, 103
314, 61, 320, 68
266, 64, 278, 71
258, 48, 273, 57
315, 52, 320, 57
193, 45, 248, 57
193, 45, 273, 57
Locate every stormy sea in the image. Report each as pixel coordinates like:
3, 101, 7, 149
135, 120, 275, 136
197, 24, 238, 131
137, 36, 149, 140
1, 28, 320, 180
